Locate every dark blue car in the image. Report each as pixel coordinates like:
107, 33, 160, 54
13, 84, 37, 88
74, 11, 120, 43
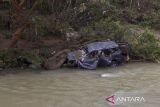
66, 40, 124, 70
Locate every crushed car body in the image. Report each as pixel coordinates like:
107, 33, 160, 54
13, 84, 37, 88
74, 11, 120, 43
66, 40, 125, 70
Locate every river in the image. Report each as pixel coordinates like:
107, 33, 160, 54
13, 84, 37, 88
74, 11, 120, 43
0, 63, 160, 107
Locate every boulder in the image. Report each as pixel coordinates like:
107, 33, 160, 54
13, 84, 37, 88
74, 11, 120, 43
44, 49, 70, 70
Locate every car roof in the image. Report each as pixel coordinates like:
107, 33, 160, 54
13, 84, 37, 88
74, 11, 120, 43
86, 41, 118, 53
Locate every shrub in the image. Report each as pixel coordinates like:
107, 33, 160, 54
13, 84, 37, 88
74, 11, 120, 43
132, 30, 160, 61
79, 18, 133, 42
79, 18, 160, 62
0, 49, 44, 68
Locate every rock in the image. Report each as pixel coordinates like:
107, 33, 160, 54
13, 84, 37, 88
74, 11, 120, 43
44, 49, 70, 70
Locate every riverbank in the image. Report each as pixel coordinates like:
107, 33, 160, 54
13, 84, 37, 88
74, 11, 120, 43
0, 68, 43, 76
0, 62, 157, 75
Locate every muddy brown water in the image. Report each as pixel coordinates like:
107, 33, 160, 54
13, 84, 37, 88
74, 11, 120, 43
0, 63, 160, 107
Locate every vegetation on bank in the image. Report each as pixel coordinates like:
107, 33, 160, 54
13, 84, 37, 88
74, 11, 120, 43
0, 49, 44, 69
0, 0, 160, 69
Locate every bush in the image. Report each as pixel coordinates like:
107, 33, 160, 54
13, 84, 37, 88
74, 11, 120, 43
0, 49, 44, 68
79, 18, 133, 42
139, 11, 160, 30
131, 30, 160, 61
33, 16, 70, 37
79, 18, 160, 62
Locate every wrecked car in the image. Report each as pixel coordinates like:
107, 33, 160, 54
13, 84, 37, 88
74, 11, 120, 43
44, 40, 129, 70
66, 40, 125, 70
